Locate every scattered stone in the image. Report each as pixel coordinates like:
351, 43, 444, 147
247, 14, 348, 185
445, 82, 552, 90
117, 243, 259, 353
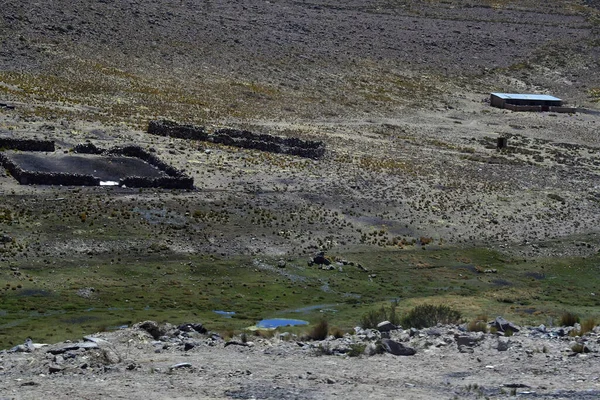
277, 259, 286, 268
76, 287, 96, 299
381, 339, 416, 356
47, 342, 98, 355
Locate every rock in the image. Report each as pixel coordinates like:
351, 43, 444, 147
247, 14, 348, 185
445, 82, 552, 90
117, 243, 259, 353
381, 339, 416, 356
363, 343, 379, 356
47, 342, 98, 355
277, 259, 286, 268
137, 321, 164, 339
169, 362, 193, 370
312, 252, 331, 265
76, 287, 96, 299
183, 342, 195, 351
224, 341, 250, 348
102, 348, 120, 365
497, 337, 511, 351
0, 234, 12, 243
456, 333, 483, 348
178, 323, 207, 334
83, 336, 111, 345
377, 321, 398, 332
494, 317, 520, 333
458, 345, 474, 354
48, 364, 64, 374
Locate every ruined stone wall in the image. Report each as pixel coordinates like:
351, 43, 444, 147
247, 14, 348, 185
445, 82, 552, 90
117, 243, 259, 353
147, 120, 326, 159
147, 120, 208, 141
0, 138, 55, 152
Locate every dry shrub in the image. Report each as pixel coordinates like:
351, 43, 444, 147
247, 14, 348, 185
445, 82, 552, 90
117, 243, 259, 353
329, 326, 345, 339
560, 312, 580, 327
254, 329, 275, 338
467, 315, 489, 333
308, 319, 329, 341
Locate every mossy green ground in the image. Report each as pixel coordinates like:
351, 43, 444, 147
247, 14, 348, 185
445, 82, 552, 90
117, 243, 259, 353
2, 247, 599, 349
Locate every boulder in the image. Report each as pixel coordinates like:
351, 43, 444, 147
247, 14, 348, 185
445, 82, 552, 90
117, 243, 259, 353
497, 337, 511, 351
494, 317, 520, 333
377, 321, 398, 333
456, 334, 483, 348
312, 252, 331, 265
381, 339, 416, 356
137, 321, 166, 339
178, 323, 207, 334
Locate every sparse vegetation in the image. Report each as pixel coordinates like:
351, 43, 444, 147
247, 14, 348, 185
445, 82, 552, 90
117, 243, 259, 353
401, 304, 462, 329
560, 312, 580, 327
360, 302, 400, 329
308, 319, 329, 341
467, 315, 489, 333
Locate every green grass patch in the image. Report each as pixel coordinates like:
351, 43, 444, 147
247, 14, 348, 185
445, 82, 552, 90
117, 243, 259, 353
2, 246, 600, 348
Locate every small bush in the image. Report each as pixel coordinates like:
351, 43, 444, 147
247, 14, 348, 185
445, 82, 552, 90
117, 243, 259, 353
401, 304, 462, 329
308, 319, 329, 341
360, 302, 400, 329
560, 312, 580, 327
467, 315, 488, 333
347, 343, 367, 357
571, 343, 586, 353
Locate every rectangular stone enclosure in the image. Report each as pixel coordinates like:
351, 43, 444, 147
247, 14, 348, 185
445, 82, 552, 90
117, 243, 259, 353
7, 152, 167, 183
0, 141, 193, 189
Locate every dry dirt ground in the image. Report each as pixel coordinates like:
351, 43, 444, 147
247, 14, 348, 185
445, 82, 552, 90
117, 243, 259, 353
2, 322, 600, 400
1, 0, 600, 398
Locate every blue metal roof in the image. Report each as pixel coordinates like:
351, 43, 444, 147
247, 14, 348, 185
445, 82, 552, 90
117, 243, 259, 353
491, 93, 562, 101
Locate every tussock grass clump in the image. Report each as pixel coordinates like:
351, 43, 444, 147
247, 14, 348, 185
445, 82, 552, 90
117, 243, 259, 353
402, 304, 461, 329
360, 302, 400, 329
467, 315, 489, 333
570, 318, 596, 337
329, 326, 345, 339
308, 319, 329, 341
560, 312, 580, 327
254, 329, 276, 339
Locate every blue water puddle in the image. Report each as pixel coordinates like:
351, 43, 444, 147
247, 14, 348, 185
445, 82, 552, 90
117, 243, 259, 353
257, 318, 309, 329
213, 310, 236, 318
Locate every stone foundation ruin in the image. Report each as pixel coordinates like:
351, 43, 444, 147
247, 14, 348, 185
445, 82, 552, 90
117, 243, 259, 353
148, 120, 325, 159
0, 138, 193, 189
